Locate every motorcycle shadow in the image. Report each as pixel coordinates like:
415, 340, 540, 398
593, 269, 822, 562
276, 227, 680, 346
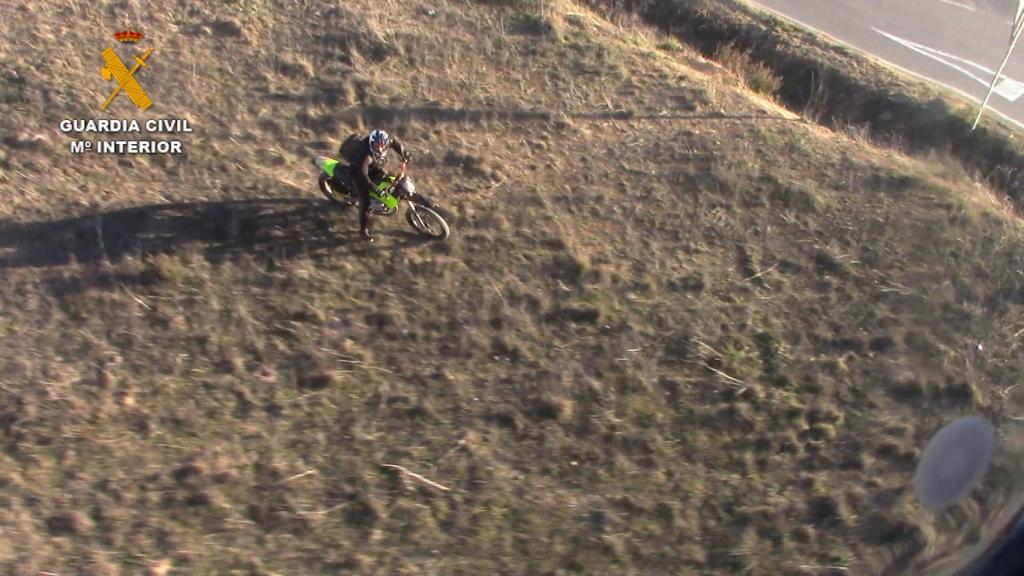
0, 198, 437, 270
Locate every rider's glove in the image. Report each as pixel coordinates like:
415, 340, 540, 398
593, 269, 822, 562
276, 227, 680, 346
403, 151, 413, 164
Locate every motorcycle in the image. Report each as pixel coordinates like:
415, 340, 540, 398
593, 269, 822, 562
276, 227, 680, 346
312, 156, 451, 241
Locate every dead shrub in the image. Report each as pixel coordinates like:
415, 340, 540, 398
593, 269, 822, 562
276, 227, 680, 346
714, 44, 782, 97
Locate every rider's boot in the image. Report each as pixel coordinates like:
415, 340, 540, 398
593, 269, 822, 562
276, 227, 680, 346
358, 201, 374, 243
360, 215, 375, 243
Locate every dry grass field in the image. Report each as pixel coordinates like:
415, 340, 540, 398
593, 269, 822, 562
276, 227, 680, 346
3, 0, 1024, 574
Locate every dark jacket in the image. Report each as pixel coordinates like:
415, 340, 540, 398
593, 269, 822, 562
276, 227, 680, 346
348, 136, 408, 195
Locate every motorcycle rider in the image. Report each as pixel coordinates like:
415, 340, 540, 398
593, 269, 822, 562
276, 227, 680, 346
345, 129, 412, 243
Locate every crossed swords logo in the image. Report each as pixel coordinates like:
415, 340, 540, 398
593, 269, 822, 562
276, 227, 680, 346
100, 46, 154, 110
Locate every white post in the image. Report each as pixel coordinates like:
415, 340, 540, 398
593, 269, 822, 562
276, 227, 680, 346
973, 2, 1024, 130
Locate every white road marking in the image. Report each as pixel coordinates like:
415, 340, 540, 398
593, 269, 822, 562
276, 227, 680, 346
872, 27, 1024, 101
939, 0, 976, 11
996, 77, 1024, 100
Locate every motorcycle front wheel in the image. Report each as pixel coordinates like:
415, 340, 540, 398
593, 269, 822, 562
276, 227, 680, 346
405, 205, 450, 240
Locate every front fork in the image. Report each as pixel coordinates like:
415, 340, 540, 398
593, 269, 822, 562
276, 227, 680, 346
403, 194, 436, 224
405, 196, 426, 220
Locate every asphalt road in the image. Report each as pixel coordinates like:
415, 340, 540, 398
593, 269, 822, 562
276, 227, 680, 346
748, 0, 1024, 130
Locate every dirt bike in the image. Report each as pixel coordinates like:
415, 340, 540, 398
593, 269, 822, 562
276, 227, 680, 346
313, 156, 451, 241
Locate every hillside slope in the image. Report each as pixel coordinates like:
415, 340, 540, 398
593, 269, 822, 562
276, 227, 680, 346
3, 0, 1024, 574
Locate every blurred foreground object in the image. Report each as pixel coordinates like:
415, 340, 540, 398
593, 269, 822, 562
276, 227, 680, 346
915, 416, 996, 510
916, 416, 1024, 575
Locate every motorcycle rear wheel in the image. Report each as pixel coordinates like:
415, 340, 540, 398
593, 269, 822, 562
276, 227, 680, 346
318, 175, 354, 208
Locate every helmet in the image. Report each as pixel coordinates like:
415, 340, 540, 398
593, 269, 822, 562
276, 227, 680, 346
368, 129, 390, 160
